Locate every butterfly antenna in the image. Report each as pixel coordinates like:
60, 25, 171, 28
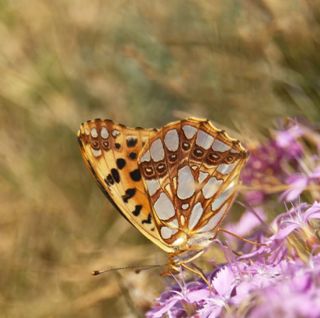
217, 228, 267, 247
92, 264, 164, 276
236, 200, 273, 234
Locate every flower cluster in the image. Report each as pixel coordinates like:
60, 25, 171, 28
147, 203, 320, 318
241, 121, 320, 204
147, 121, 320, 318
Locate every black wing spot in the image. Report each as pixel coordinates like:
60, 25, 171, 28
105, 174, 114, 186
129, 152, 137, 160
142, 213, 152, 224
122, 188, 136, 203
111, 168, 120, 183
115, 143, 121, 149
116, 158, 126, 169
126, 137, 138, 148
132, 205, 142, 216
130, 169, 141, 182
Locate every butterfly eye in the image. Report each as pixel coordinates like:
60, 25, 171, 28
91, 140, 100, 150
182, 142, 190, 151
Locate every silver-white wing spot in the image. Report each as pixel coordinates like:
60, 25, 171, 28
202, 177, 223, 199
212, 139, 231, 152
111, 129, 120, 137
217, 163, 236, 175
198, 205, 228, 233
140, 151, 151, 162
196, 130, 214, 149
177, 166, 196, 199
211, 180, 236, 210
164, 129, 179, 151
146, 179, 160, 196
101, 127, 109, 139
161, 226, 178, 239
150, 138, 165, 162
91, 127, 98, 138
167, 219, 179, 229
198, 171, 209, 183
189, 202, 204, 229
92, 148, 102, 157
154, 192, 175, 220
182, 125, 197, 139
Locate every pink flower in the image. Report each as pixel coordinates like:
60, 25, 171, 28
274, 202, 320, 240
241, 120, 320, 205
147, 255, 320, 318
281, 167, 320, 201
275, 124, 304, 149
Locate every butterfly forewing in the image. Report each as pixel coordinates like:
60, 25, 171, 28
78, 119, 174, 253
138, 118, 248, 245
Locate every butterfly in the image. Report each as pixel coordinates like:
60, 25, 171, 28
78, 117, 248, 278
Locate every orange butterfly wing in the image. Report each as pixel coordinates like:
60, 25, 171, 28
78, 119, 175, 253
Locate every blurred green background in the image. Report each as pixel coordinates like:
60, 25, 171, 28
1, 0, 320, 317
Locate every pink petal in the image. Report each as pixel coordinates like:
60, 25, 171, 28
187, 289, 211, 302
281, 177, 308, 201
303, 202, 320, 221
212, 266, 235, 297
275, 223, 299, 239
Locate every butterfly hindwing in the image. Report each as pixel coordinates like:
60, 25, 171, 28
78, 119, 175, 253
138, 118, 248, 245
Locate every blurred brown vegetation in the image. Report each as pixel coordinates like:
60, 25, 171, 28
0, 0, 320, 317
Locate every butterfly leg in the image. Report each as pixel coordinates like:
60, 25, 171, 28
217, 228, 266, 247
181, 263, 210, 287
160, 261, 180, 278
